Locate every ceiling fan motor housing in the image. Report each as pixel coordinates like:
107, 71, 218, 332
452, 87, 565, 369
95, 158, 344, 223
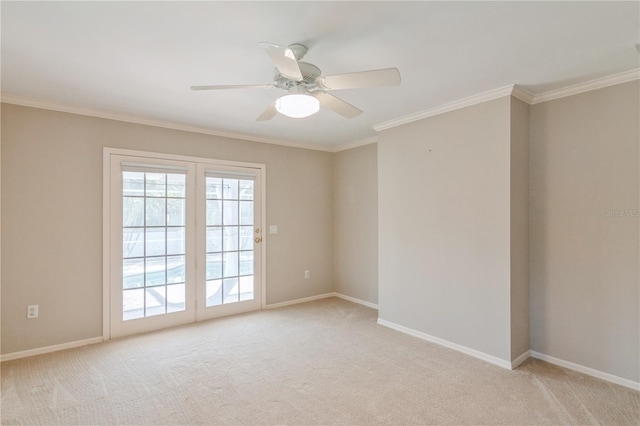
273, 62, 322, 90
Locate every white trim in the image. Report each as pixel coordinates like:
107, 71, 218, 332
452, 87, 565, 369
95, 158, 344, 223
531, 68, 640, 105
333, 292, 379, 309
377, 318, 512, 370
260, 170, 268, 311
102, 150, 111, 341
511, 86, 535, 104
0, 337, 103, 362
331, 136, 378, 153
530, 351, 640, 392
103, 147, 265, 171
1, 94, 332, 153
511, 350, 531, 369
373, 85, 516, 132
263, 292, 378, 310
263, 293, 334, 309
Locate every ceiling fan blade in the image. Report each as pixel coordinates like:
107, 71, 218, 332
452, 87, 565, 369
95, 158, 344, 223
256, 102, 278, 121
191, 84, 274, 91
259, 42, 303, 82
313, 92, 363, 119
316, 68, 401, 90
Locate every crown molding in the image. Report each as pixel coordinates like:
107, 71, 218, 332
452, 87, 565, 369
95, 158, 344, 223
331, 136, 378, 153
373, 85, 516, 132
511, 85, 535, 104
4, 67, 639, 154
530, 67, 640, 104
0, 94, 334, 153
371, 68, 640, 135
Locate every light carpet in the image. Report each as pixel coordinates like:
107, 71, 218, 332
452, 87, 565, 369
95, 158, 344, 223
1, 297, 639, 425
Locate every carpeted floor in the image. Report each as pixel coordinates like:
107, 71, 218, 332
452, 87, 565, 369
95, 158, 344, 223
1, 297, 639, 425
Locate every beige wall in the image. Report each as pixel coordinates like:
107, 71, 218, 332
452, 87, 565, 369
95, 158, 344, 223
510, 98, 530, 360
3, 79, 638, 384
530, 81, 639, 382
1, 104, 333, 354
378, 97, 514, 361
333, 144, 378, 304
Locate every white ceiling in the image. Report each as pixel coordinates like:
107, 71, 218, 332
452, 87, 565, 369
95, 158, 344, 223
2, 1, 639, 150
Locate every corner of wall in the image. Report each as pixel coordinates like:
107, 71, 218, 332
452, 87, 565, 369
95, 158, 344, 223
509, 96, 531, 361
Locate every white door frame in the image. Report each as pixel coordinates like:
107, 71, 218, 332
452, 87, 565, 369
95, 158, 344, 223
103, 147, 266, 340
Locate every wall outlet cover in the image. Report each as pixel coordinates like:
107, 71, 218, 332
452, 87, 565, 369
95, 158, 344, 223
27, 304, 39, 319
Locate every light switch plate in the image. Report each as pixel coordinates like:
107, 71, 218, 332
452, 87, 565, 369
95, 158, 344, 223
269, 225, 278, 234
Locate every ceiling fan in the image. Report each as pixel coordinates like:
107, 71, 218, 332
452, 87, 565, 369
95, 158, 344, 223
191, 42, 401, 120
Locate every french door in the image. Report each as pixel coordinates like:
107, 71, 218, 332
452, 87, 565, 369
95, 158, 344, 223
105, 149, 264, 339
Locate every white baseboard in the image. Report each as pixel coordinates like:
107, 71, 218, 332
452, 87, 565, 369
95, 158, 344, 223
377, 318, 512, 370
263, 292, 334, 310
333, 292, 379, 309
264, 292, 379, 310
0, 337, 104, 362
0, 295, 365, 361
511, 350, 531, 369
531, 351, 640, 391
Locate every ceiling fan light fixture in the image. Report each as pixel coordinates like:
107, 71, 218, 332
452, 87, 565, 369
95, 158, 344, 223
275, 93, 319, 118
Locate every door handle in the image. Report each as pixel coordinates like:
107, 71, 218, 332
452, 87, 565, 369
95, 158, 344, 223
255, 237, 262, 244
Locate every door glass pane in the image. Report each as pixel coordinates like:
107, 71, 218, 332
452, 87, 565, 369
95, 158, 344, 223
123, 228, 144, 258
145, 257, 166, 286
223, 226, 238, 251
223, 179, 238, 199
123, 258, 144, 289
239, 201, 253, 225
167, 255, 185, 284
145, 228, 166, 256
223, 277, 239, 304
205, 175, 256, 308
239, 276, 254, 301
123, 288, 144, 320
206, 178, 222, 199
167, 227, 185, 255
223, 200, 238, 225
123, 197, 144, 226
145, 173, 165, 197
239, 180, 253, 200
206, 253, 222, 280
239, 226, 253, 250
146, 198, 166, 226
206, 200, 222, 226
206, 279, 222, 307
166, 174, 185, 197
207, 227, 222, 252
239, 251, 253, 276
167, 199, 185, 226
122, 170, 187, 321
223, 252, 239, 278
167, 284, 186, 313
123, 172, 144, 197
146, 286, 166, 316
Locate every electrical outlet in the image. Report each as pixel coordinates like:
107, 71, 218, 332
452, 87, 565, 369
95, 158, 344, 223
27, 304, 39, 319
304, 270, 310, 279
